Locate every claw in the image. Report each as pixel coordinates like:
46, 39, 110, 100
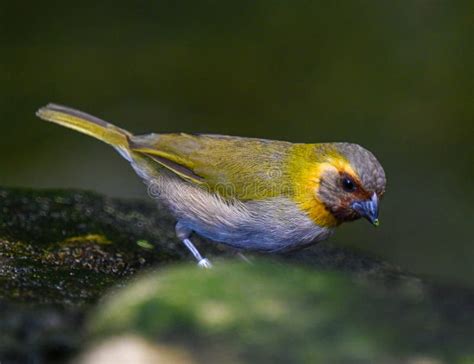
198, 258, 213, 269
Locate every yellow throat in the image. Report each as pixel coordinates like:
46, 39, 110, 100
288, 144, 357, 228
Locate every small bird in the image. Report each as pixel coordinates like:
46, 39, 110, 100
37, 104, 386, 268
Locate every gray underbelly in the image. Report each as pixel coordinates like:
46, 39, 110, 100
180, 199, 334, 252
189, 224, 329, 252
131, 169, 333, 252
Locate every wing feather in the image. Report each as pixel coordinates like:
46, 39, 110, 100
129, 133, 294, 200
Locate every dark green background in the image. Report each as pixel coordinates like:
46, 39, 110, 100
1, 1, 473, 285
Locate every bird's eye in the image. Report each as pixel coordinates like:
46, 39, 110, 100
341, 177, 356, 192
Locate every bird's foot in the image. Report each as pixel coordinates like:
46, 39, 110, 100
198, 258, 213, 269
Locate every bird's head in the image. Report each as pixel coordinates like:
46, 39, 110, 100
290, 142, 386, 228
314, 143, 386, 227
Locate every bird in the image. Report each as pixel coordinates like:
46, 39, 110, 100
36, 103, 386, 268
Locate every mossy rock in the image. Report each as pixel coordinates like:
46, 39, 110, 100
87, 261, 474, 364
0, 187, 197, 363
0, 187, 185, 304
1, 187, 473, 364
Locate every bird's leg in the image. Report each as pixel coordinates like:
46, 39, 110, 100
176, 221, 212, 268
182, 238, 213, 268
236, 252, 253, 264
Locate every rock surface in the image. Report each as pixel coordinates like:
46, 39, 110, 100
0, 187, 473, 363
0, 187, 206, 363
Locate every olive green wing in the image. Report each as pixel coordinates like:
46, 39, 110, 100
129, 133, 294, 200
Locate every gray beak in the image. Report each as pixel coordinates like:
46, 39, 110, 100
351, 192, 380, 226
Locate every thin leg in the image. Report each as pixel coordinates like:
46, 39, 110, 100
176, 221, 212, 268
237, 252, 253, 264
182, 238, 212, 268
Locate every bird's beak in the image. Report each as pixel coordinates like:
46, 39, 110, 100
351, 192, 380, 226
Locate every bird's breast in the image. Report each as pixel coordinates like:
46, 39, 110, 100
154, 172, 333, 251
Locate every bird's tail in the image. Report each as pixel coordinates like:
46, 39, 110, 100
36, 103, 132, 149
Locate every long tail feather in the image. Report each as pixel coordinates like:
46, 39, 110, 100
36, 103, 131, 148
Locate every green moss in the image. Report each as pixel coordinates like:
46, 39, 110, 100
90, 261, 474, 364
136, 239, 155, 250
57, 234, 112, 246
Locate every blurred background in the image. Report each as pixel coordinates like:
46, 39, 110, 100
1, 1, 473, 285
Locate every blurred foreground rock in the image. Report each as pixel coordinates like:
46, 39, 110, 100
0, 187, 473, 363
85, 262, 474, 364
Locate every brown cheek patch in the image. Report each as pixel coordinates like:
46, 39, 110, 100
353, 188, 372, 200
330, 199, 359, 221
